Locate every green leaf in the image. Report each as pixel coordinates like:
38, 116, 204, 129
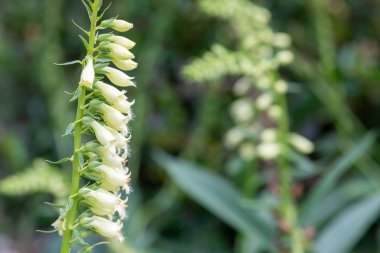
95, 58, 111, 64
236, 234, 265, 253
72, 20, 89, 35
54, 60, 82, 66
63, 122, 75, 137
81, 0, 92, 18
300, 132, 377, 225
304, 178, 373, 228
79, 35, 89, 51
290, 152, 319, 179
94, 63, 109, 71
46, 157, 72, 164
315, 192, 380, 253
36, 229, 59, 234
78, 152, 85, 168
44, 202, 64, 208
97, 2, 112, 21
153, 151, 277, 252
70, 87, 83, 102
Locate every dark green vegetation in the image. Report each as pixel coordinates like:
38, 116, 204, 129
0, 0, 379, 252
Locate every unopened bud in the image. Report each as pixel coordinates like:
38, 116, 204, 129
102, 66, 135, 87
79, 57, 95, 88
102, 19, 133, 32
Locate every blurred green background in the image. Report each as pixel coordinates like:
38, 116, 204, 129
0, 0, 380, 252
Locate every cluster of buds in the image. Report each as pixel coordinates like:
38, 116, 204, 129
53, 0, 137, 246
216, 0, 314, 162
225, 79, 314, 162
184, 0, 313, 162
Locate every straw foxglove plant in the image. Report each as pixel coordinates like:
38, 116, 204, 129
184, 0, 313, 252
50, 0, 137, 252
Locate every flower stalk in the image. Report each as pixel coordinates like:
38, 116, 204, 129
275, 78, 304, 253
55, 0, 137, 252
59, 2, 100, 253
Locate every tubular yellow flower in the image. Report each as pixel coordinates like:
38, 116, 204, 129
102, 66, 135, 87
89, 100, 130, 131
52, 217, 65, 236
85, 142, 124, 168
80, 188, 127, 219
111, 99, 135, 114
82, 216, 124, 242
79, 56, 95, 88
94, 81, 134, 114
104, 126, 129, 148
95, 164, 131, 193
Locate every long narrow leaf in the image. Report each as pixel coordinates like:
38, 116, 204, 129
153, 151, 277, 252
315, 192, 380, 253
301, 132, 377, 224
304, 178, 373, 228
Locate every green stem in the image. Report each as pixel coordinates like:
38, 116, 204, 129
59, 1, 100, 253
276, 83, 304, 253
243, 158, 259, 197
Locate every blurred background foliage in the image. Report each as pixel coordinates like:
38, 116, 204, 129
0, 0, 379, 252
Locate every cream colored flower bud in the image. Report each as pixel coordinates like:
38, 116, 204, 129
90, 100, 130, 131
274, 80, 288, 93
83, 116, 116, 146
96, 84, 133, 114
85, 142, 124, 168
102, 66, 135, 87
257, 142, 280, 160
268, 105, 282, 119
230, 98, 254, 123
107, 43, 134, 60
276, 50, 294, 64
273, 33, 291, 48
256, 76, 271, 89
110, 35, 136, 49
233, 78, 251, 96
256, 92, 273, 110
239, 143, 256, 161
80, 188, 127, 219
95, 81, 126, 103
261, 129, 277, 142
82, 216, 124, 242
51, 217, 64, 236
79, 57, 95, 88
225, 128, 244, 149
109, 19, 133, 32
112, 59, 138, 71
100, 103, 130, 131
290, 133, 314, 154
